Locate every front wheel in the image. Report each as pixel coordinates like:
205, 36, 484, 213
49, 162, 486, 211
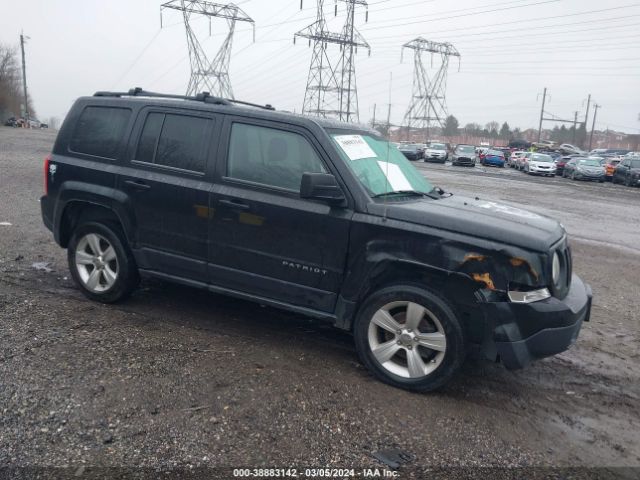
353, 286, 465, 392
67, 222, 139, 303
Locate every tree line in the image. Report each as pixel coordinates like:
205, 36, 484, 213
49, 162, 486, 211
442, 115, 521, 140
0, 42, 35, 121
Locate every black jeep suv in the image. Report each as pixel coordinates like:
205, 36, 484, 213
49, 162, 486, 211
41, 89, 592, 391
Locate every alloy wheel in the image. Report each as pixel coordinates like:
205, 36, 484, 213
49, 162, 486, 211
367, 301, 447, 379
74, 233, 119, 293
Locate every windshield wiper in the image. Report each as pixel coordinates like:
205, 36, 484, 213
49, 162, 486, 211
373, 190, 439, 199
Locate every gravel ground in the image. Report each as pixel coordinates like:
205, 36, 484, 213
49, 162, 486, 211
1, 128, 639, 478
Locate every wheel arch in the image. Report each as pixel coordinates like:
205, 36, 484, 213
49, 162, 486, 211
54, 182, 135, 248
338, 258, 481, 336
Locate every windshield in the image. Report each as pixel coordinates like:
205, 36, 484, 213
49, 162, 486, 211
430, 143, 446, 150
457, 145, 475, 153
330, 132, 434, 197
531, 154, 553, 163
487, 150, 503, 156
578, 159, 601, 167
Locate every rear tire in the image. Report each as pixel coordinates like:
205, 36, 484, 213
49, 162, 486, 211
67, 222, 139, 303
353, 285, 465, 392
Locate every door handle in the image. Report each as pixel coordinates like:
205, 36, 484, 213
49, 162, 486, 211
124, 180, 151, 191
219, 199, 250, 210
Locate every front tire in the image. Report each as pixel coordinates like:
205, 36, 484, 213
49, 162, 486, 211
353, 286, 465, 392
67, 222, 139, 303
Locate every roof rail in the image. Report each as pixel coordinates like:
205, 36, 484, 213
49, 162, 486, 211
93, 87, 275, 110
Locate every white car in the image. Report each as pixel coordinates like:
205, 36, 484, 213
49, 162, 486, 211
423, 142, 448, 163
525, 153, 557, 176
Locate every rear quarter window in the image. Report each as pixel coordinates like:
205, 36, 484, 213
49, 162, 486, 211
69, 106, 131, 159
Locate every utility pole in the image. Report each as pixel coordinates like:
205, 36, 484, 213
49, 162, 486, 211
372, 103, 376, 127
589, 104, 600, 151
537, 87, 547, 143
582, 94, 591, 149
160, 0, 255, 98
401, 37, 460, 143
20, 32, 29, 121
295, 0, 370, 122
571, 111, 578, 144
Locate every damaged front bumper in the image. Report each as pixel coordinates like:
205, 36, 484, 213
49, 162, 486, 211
481, 274, 592, 369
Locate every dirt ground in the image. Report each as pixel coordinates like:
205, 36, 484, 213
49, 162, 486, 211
1, 128, 638, 477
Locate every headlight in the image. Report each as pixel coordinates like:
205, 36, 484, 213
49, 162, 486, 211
508, 288, 551, 303
552, 251, 561, 285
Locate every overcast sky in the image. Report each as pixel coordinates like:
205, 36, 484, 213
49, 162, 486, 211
1, 0, 639, 132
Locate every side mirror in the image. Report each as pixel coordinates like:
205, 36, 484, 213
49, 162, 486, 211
300, 173, 346, 206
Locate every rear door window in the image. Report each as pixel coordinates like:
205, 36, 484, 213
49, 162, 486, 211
70, 106, 131, 159
134, 112, 211, 173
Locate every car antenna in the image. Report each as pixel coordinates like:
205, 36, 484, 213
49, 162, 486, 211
383, 72, 393, 222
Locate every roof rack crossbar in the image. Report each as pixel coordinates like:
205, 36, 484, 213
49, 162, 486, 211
227, 99, 275, 111
93, 88, 275, 110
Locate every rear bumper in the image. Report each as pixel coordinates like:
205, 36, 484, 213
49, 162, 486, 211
41, 195, 54, 232
482, 275, 592, 369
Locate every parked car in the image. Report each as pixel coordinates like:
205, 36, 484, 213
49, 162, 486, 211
558, 143, 586, 155
508, 151, 525, 168
398, 143, 422, 161
600, 158, 621, 181
518, 152, 533, 171
450, 144, 476, 167
562, 157, 605, 182
533, 140, 555, 150
4, 116, 17, 127
480, 149, 506, 168
524, 153, 556, 176
39, 88, 592, 392
498, 148, 512, 160
612, 156, 640, 187
554, 155, 573, 175
423, 142, 448, 163
589, 149, 607, 156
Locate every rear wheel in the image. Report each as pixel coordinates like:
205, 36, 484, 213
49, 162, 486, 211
68, 222, 139, 303
353, 286, 465, 392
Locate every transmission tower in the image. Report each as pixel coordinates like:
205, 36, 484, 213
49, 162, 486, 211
401, 38, 460, 139
295, 0, 370, 122
160, 0, 254, 98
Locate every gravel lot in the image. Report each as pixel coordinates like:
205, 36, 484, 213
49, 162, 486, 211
1, 128, 639, 477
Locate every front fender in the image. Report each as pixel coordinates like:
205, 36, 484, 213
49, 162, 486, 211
336, 232, 548, 331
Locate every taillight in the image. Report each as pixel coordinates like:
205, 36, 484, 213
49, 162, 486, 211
44, 154, 51, 195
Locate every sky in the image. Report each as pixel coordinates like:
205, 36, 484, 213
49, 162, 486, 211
1, 0, 639, 133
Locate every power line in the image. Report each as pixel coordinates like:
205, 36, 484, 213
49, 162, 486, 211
110, 29, 162, 89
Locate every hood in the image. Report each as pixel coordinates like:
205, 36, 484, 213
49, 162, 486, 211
426, 149, 445, 154
369, 195, 563, 252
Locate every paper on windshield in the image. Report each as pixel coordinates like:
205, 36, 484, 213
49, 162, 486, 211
334, 135, 377, 161
377, 161, 413, 191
